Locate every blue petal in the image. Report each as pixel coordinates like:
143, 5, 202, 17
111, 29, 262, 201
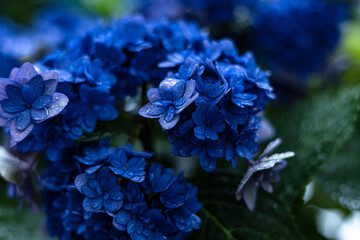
95, 103, 118, 121
6, 85, 23, 101
22, 85, 33, 104
104, 198, 123, 213
32, 95, 52, 109
164, 105, 175, 122
172, 81, 186, 100
194, 126, 206, 140
70, 126, 83, 139
113, 210, 132, 231
1, 99, 25, 113
205, 129, 218, 140
85, 110, 97, 129
83, 196, 103, 212
46, 146, 60, 162
199, 154, 217, 172
27, 75, 44, 101
16, 110, 31, 131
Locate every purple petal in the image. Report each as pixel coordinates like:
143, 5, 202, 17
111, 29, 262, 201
0, 79, 19, 101
43, 79, 57, 97
242, 178, 257, 211
0, 115, 11, 127
13, 62, 38, 85
75, 173, 88, 191
139, 104, 164, 118
31, 108, 48, 121
9, 68, 19, 80
260, 180, 273, 193
45, 93, 69, 119
183, 80, 196, 99
9, 121, 34, 146
147, 89, 161, 102
41, 70, 58, 82
159, 114, 179, 130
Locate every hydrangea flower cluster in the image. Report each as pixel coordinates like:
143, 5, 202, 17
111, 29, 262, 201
140, 42, 274, 172
0, 16, 283, 239
41, 140, 201, 240
250, 0, 347, 78
16, 17, 219, 161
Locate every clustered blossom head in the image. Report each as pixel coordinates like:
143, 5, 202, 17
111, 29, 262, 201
140, 37, 274, 172
41, 141, 202, 240
15, 17, 221, 160
250, 0, 347, 79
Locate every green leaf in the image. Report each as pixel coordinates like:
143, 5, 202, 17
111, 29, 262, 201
316, 131, 360, 211
0, 200, 53, 240
273, 85, 360, 208
190, 171, 304, 240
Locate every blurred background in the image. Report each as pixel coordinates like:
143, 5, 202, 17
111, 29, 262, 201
0, 0, 360, 239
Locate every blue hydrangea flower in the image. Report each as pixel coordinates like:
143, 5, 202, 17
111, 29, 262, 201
140, 163, 177, 193
109, 144, 153, 182
192, 104, 226, 141
75, 167, 123, 213
17, 120, 74, 162
60, 84, 118, 140
75, 139, 116, 173
0, 62, 69, 146
139, 77, 198, 129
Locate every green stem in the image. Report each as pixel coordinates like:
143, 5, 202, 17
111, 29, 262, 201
201, 207, 237, 240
